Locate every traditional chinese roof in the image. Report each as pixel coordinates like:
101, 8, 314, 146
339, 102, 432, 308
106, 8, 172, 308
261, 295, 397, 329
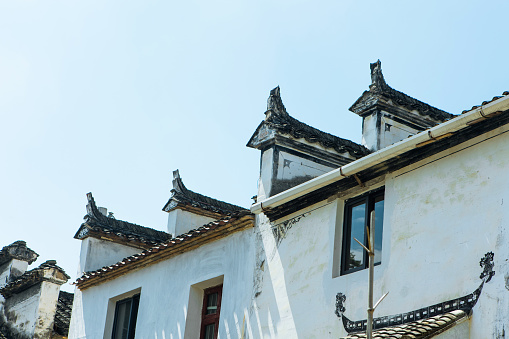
0, 240, 39, 266
342, 310, 467, 339
75, 210, 254, 290
162, 170, 248, 218
53, 290, 74, 337
74, 193, 171, 249
0, 260, 70, 299
350, 60, 454, 123
247, 87, 370, 159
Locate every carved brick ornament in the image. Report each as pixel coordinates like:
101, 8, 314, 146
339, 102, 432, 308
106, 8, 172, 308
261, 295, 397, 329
479, 251, 495, 283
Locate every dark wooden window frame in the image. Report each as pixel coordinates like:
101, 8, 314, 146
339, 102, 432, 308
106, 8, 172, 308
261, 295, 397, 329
341, 188, 384, 275
111, 294, 140, 339
200, 285, 223, 339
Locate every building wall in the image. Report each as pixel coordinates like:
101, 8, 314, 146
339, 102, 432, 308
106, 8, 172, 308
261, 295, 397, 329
3, 284, 41, 338
251, 124, 509, 338
78, 237, 142, 275
167, 209, 215, 236
69, 229, 255, 339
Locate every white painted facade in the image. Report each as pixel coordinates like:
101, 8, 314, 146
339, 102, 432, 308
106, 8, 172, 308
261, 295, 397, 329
69, 229, 256, 339
68, 81, 509, 338
252, 123, 509, 338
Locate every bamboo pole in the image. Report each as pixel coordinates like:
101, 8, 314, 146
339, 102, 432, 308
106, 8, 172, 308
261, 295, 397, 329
367, 210, 375, 339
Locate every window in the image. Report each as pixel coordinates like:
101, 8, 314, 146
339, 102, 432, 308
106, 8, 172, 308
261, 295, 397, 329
111, 294, 140, 339
341, 189, 384, 275
200, 285, 223, 339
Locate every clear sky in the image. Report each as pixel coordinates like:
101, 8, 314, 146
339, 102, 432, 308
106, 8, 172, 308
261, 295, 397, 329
1, 0, 508, 292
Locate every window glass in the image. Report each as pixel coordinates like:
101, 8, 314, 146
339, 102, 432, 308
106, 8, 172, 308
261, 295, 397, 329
204, 324, 215, 339
374, 196, 384, 265
112, 294, 140, 339
348, 202, 366, 270
341, 189, 384, 275
113, 300, 131, 339
206, 293, 218, 315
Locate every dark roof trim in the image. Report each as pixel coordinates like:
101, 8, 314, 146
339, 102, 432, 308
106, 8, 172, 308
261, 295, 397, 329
339, 283, 481, 334
349, 60, 454, 122
74, 193, 171, 247
0, 260, 69, 298
75, 211, 254, 290
162, 170, 248, 217
247, 86, 370, 158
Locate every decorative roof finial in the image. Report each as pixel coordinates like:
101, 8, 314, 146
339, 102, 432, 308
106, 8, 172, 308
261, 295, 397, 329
171, 169, 187, 193
267, 86, 287, 115
370, 59, 387, 89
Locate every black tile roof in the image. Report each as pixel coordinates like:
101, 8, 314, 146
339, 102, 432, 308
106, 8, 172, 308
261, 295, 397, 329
0, 260, 70, 299
75, 210, 254, 290
53, 290, 73, 337
350, 60, 455, 122
74, 193, 171, 246
162, 170, 248, 216
247, 87, 370, 158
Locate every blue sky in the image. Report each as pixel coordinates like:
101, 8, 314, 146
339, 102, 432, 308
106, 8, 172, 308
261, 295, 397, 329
1, 0, 508, 291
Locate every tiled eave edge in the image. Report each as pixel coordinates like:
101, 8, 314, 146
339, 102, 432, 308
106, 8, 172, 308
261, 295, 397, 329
76, 214, 255, 290
166, 201, 231, 220
77, 227, 161, 250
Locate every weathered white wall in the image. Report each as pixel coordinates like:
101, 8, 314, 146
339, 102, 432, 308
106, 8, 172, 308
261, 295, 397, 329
0, 259, 28, 288
69, 229, 255, 339
167, 209, 215, 236
33, 280, 61, 339
69, 124, 509, 338
362, 114, 378, 151
78, 237, 142, 275
379, 111, 420, 149
251, 124, 509, 338
276, 151, 334, 182
258, 148, 274, 200
3, 284, 41, 338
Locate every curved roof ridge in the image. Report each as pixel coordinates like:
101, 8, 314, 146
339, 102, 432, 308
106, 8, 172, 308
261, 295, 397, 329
162, 170, 248, 216
74, 193, 171, 245
350, 60, 454, 122
247, 86, 370, 158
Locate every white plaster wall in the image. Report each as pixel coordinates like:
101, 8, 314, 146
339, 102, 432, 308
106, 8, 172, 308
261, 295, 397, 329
379, 112, 420, 149
69, 125, 509, 339
3, 284, 41, 338
167, 209, 215, 236
258, 148, 274, 200
276, 151, 335, 182
34, 281, 61, 339
79, 237, 142, 275
0, 259, 28, 288
252, 125, 509, 338
69, 228, 255, 339
362, 114, 378, 151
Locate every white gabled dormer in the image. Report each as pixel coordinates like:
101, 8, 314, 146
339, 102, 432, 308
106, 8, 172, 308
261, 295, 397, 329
162, 170, 247, 236
247, 86, 370, 201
